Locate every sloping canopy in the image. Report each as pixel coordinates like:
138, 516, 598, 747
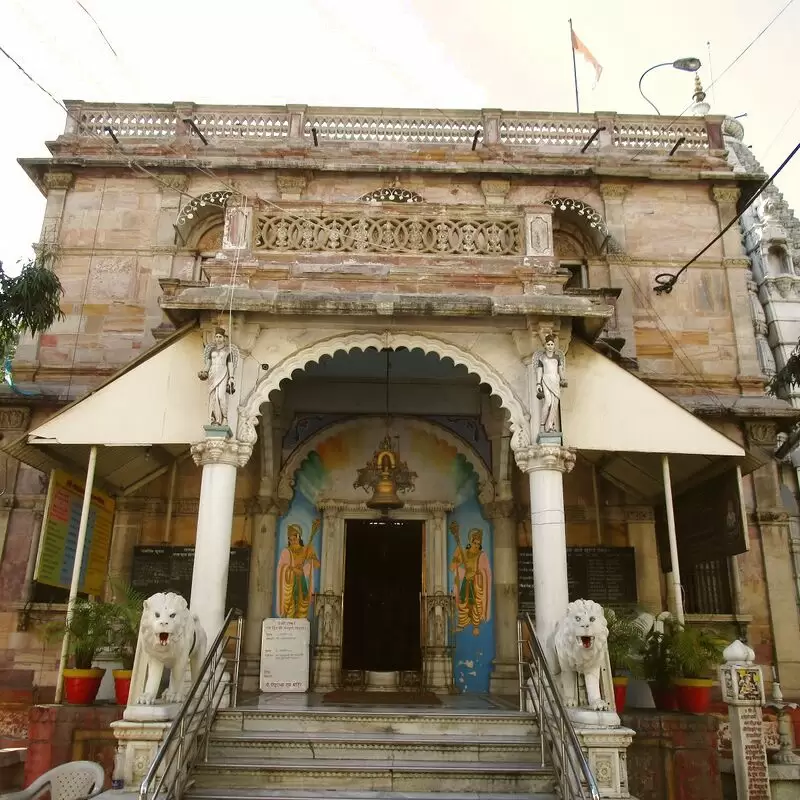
1, 325, 205, 494
562, 339, 756, 499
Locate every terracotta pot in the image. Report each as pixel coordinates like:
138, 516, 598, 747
612, 675, 628, 712
113, 669, 133, 705
649, 681, 678, 711
674, 678, 713, 713
63, 668, 106, 705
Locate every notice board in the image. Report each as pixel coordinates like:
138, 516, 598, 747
130, 545, 250, 614
517, 545, 638, 610
35, 470, 115, 596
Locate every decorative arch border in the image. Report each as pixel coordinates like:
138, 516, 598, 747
359, 187, 424, 203
544, 197, 608, 236
276, 416, 495, 506
176, 190, 232, 227
237, 332, 530, 451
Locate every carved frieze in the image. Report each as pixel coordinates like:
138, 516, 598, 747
43, 172, 74, 191
87, 258, 137, 301
276, 173, 308, 202
480, 180, 511, 206
712, 187, 741, 206
159, 174, 190, 194
745, 421, 778, 447
0, 408, 30, 431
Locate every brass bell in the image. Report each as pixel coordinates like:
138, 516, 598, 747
366, 448, 404, 514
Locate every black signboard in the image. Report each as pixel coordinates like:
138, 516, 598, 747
656, 469, 746, 571
517, 545, 638, 610
131, 546, 251, 614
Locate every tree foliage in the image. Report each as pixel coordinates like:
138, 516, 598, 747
0, 246, 65, 360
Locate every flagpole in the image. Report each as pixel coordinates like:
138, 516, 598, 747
568, 18, 580, 113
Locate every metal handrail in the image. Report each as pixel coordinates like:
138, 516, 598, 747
517, 613, 600, 800
139, 609, 244, 800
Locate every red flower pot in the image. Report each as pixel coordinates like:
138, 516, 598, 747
63, 668, 106, 705
649, 682, 678, 711
674, 678, 713, 713
113, 669, 133, 705
613, 676, 628, 712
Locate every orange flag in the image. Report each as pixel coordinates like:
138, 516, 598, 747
571, 28, 603, 87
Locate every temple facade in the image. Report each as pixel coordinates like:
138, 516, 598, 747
1, 100, 799, 703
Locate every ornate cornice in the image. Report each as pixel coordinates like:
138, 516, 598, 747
514, 444, 576, 474
191, 436, 253, 468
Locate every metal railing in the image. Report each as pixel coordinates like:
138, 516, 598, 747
517, 613, 600, 800
139, 610, 244, 800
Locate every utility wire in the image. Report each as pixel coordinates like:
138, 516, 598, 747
72, 0, 117, 56
654, 138, 800, 294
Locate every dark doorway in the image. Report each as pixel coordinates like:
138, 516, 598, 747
342, 519, 423, 672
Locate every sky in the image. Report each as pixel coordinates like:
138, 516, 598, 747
1, 0, 799, 270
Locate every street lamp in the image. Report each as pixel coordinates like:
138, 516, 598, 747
638, 58, 702, 115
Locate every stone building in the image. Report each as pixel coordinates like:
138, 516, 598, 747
1, 99, 799, 712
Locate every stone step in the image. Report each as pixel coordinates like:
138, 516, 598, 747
194, 758, 553, 794
187, 789, 557, 800
207, 730, 543, 763
215, 709, 537, 737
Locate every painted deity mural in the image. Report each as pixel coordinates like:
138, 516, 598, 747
447, 455, 495, 693
274, 419, 495, 692
274, 453, 325, 619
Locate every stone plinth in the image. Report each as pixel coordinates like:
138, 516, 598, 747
111, 719, 171, 790
575, 725, 635, 799
621, 711, 723, 800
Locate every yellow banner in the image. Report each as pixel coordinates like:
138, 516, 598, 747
35, 470, 115, 596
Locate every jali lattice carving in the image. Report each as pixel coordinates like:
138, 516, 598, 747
253, 213, 522, 255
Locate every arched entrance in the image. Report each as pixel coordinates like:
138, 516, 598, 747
243, 341, 519, 694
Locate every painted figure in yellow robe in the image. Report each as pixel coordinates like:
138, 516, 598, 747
449, 521, 492, 636
277, 519, 320, 619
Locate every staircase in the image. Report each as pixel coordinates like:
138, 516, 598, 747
185, 702, 556, 800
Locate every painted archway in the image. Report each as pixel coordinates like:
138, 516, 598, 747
237, 331, 531, 452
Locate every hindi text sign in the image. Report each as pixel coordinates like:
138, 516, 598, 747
260, 618, 310, 692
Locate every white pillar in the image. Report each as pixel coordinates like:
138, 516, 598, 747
661, 454, 685, 624
515, 444, 576, 655
55, 445, 98, 703
190, 431, 253, 640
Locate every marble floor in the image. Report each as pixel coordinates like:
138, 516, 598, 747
234, 693, 521, 714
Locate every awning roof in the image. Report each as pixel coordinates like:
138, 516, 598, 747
1, 326, 765, 498
1, 324, 204, 494
562, 339, 760, 499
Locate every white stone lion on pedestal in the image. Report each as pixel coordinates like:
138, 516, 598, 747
129, 592, 207, 705
552, 598, 610, 711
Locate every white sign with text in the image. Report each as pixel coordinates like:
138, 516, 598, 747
259, 618, 310, 692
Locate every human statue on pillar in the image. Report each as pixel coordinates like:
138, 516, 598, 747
198, 327, 239, 427
534, 334, 567, 434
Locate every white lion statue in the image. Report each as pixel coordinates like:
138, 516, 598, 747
129, 592, 208, 705
552, 598, 610, 711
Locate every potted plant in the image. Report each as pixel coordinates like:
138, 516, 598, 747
106, 582, 145, 705
43, 599, 114, 704
605, 608, 644, 712
641, 615, 681, 711
671, 624, 724, 713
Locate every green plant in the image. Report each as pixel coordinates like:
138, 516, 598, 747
640, 616, 681, 688
41, 599, 114, 670
671, 624, 725, 679
0, 246, 65, 361
106, 581, 146, 670
606, 608, 645, 676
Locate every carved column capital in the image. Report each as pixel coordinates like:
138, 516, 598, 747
43, 171, 74, 191
483, 498, 517, 520
191, 434, 253, 468
480, 179, 511, 205
711, 186, 740, 206
276, 172, 308, 201
159, 173, 190, 193
514, 444, 576, 474
599, 183, 628, 201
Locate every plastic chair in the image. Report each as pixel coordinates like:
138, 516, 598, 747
1, 761, 105, 800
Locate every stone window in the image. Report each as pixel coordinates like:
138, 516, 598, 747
767, 244, 793, 275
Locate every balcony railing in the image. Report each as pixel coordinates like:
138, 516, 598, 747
63, 102, 723, 153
